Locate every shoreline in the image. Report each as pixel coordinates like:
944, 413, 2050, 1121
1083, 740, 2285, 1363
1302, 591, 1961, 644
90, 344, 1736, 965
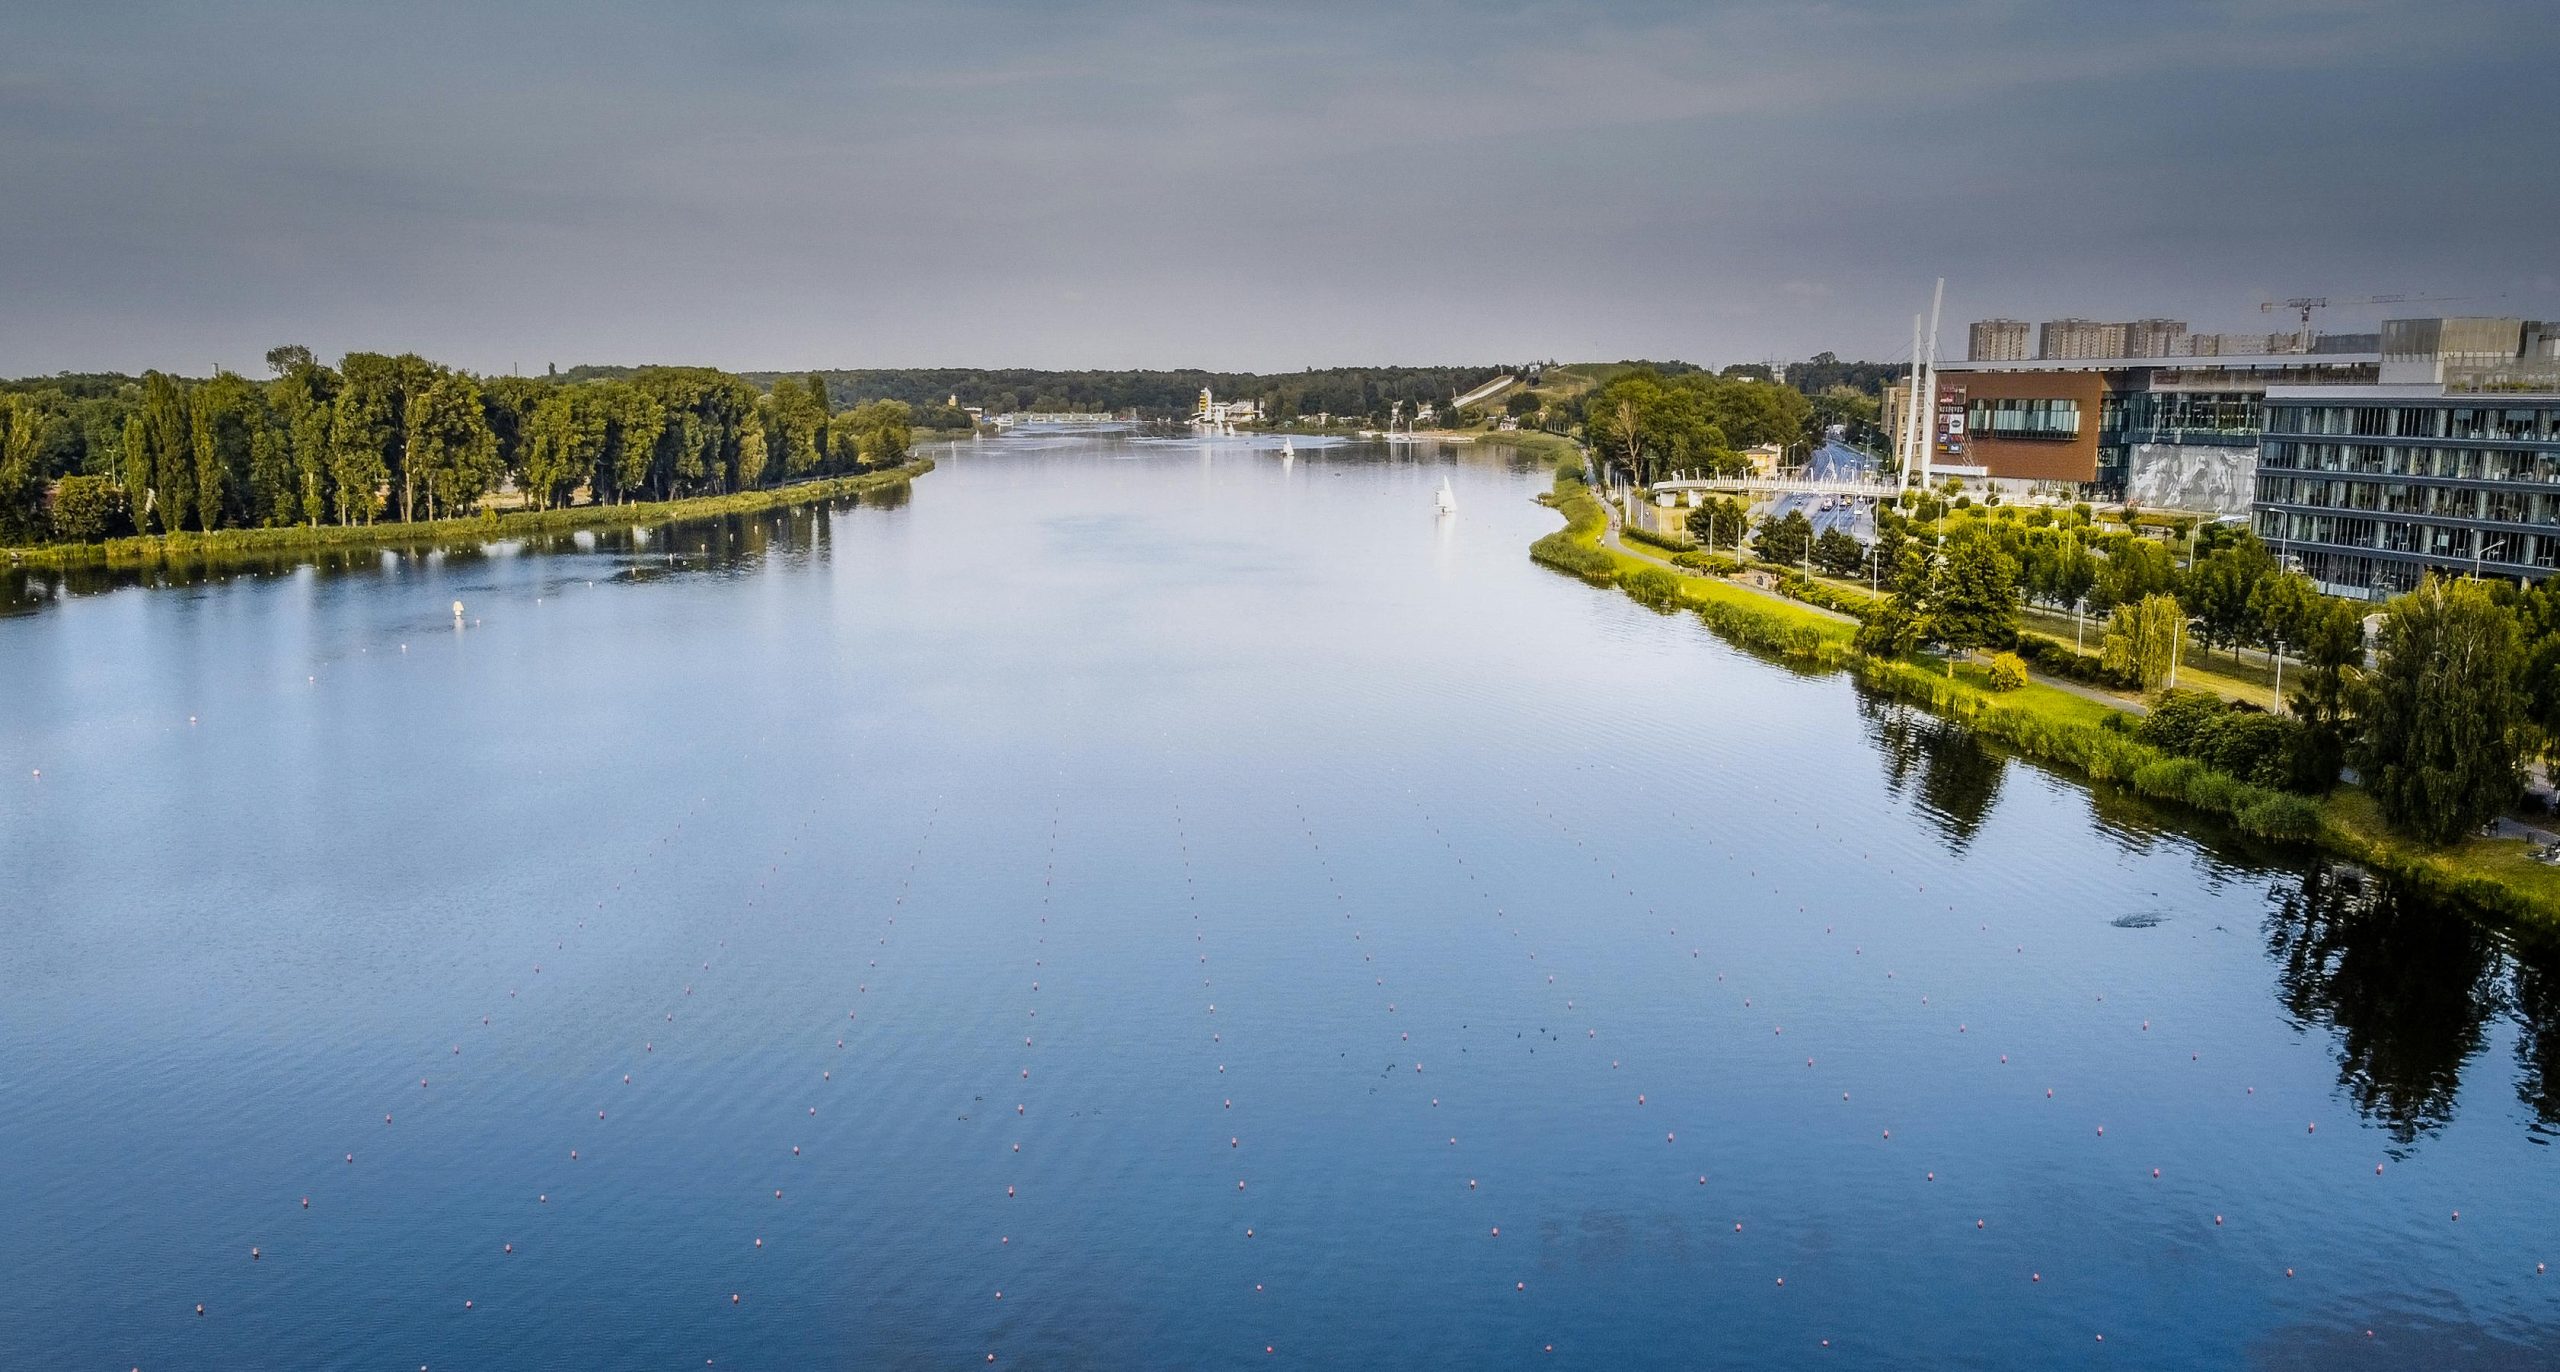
4, 459, 934, 570
1521, 445, 2560, 937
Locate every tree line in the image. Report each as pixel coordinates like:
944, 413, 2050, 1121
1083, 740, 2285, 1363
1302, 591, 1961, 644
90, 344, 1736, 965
1, 351, 918, 544
1687, 492, 2560, 848
556, 364, 1548, 428
1578, 369, 1818, 484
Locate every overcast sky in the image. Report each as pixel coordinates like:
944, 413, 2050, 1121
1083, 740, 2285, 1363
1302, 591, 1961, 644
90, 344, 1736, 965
4, 0, 2554, 377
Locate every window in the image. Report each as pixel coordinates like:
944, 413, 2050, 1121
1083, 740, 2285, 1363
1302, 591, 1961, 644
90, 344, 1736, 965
2394, 407, 2443, 438
1966, 397, 2081, 440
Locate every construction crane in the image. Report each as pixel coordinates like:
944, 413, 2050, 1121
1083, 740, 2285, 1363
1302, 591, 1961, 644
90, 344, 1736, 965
2260, 293, 2479, 349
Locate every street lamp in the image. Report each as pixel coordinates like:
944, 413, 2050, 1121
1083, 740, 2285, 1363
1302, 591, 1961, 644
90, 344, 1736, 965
2474, 536, 2510, 580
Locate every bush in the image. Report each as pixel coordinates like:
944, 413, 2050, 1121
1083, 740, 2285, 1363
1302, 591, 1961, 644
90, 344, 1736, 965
1985, 652, 2028, 691
1623, 566, 1683, 610
2134, 688, 2324, 792
47, 475, 131, 543
2135, 689, 2228, 755
2015, 635, 2133, 690
1623, 524, 1694, 554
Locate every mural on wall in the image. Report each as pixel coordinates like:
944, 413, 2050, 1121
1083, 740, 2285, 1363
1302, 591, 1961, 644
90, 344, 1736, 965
2127, 443, 2256, 515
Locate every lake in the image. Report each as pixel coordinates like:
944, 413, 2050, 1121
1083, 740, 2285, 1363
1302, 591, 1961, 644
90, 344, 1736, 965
3, 428, 2555, 1369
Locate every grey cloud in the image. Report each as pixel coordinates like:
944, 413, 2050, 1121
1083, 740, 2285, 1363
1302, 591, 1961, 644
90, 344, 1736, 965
1, 0, 2553, 375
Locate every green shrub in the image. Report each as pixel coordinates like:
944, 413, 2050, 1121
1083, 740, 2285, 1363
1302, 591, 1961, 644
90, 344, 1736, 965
2015, 635, 2133, 690
1769, 569, 1875, 620
2136, 689, 2228, 755
48, 475, 131, 543
1985, 652, 2028, 691
1623, 567, 1683, 610
2135, 689, 2322, 792
1623, 525, 1694, 554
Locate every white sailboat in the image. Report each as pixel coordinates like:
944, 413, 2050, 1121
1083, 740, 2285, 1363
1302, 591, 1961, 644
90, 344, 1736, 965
1280, 436, 1294, 459
1435, 477, 1456, 515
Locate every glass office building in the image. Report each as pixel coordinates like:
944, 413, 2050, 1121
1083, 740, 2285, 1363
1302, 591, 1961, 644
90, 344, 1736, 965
2253, 388, 2560, 596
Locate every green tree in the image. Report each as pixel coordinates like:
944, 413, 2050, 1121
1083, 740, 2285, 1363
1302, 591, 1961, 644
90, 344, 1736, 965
0, 396, 58, 543
480, 375, 548, 504
188, 370, 265, 531
2247, 567, 2321, 661
1684, 496, 1746, 551
769, 377, 827, 478
522, 387, 610, 510
2185, 530, 2277, 658
2021, 529, 2097, 610
1813, 525, 1865, 577
135, 372, 195, 534
2285, 594, 2365, 788
406, 372, 501, 519
838, 399, 913, 470
1931, 523, 2018, 671
2092, 535, 2179, 613
329, 354, 403, 524
1855, 530, 1935, 658
580, 382, 663, 503
267, 357, 339, 526
1753, 509, 1813, 567
120, 415, 150, 529
2101, 593, 2187, 692
47, 473, 130, 542
2356, 576, 2527, 844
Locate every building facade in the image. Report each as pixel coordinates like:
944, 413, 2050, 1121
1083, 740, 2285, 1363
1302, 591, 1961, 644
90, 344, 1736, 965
2039, 319, 2128, 361
2252, 387, 2560, 596
1929, 352, 2379, 497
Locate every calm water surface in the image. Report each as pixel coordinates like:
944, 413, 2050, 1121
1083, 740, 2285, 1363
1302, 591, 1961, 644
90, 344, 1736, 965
4, 429, 2556, 1369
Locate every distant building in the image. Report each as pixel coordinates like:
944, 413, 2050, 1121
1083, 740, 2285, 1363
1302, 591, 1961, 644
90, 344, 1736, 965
1195, 386, 1261, 426
2188, 331, 2299, 357
1968, 320, 2030, 362
2039, 319, 2128, 360
1742, 442, 1787, 476
2121, 319, 2190, 359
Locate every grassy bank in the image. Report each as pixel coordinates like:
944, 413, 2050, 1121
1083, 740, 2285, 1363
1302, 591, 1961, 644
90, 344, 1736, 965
1526, 465, 2560, 931
6, 460, 933, 568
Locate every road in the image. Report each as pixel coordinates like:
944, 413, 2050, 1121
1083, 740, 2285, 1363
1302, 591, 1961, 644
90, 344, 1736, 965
1766, 440, 1882, 542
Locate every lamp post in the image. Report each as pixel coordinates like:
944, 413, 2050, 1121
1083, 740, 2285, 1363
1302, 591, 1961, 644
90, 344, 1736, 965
2474, 536, 2510, 581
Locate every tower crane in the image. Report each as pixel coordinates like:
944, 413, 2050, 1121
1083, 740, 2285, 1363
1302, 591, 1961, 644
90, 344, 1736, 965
2260, 293, 2480, 349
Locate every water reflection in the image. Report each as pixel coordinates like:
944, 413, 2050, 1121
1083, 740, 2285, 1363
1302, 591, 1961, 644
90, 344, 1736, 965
0, 489, 886, 613
2513, 950, 2560, 1133
1862, 696, 2560, 1146
2265, 865, 2505, 1144
1859, 695, 2004, 850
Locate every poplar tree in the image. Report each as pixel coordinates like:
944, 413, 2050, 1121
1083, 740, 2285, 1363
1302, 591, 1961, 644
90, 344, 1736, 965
404, 372, 499, 519
138, 372, 195, 533
330, 355, 402, 524
0, 397, 56, 543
